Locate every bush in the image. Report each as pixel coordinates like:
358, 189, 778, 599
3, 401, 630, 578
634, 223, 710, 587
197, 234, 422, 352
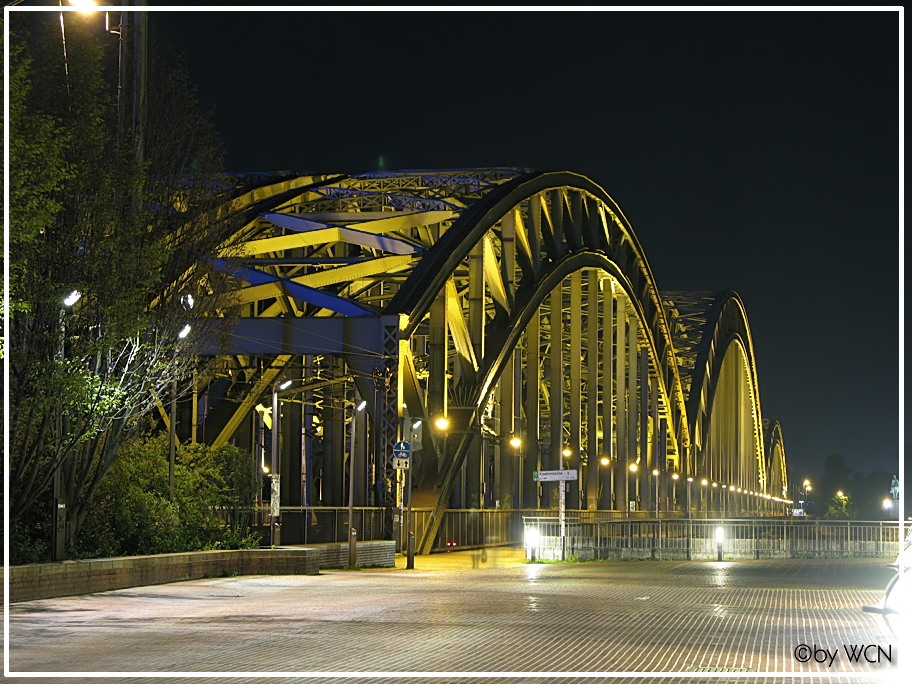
70, 432, 258, 559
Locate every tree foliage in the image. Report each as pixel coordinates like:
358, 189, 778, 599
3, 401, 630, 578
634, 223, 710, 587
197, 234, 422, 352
5, 13, 241, 549
70, 430, 259, 560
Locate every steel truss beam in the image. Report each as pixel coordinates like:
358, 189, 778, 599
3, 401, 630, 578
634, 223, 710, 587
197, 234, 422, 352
188, 169, 786, 547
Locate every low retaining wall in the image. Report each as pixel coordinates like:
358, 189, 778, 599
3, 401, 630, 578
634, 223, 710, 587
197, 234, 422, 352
9, 547, 320, 603
313, 540, 396, 568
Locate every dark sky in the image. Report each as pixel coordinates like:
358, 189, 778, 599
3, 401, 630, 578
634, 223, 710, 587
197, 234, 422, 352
145, 9, 900, 489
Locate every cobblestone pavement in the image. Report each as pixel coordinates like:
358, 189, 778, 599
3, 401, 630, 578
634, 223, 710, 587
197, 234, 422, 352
5, 548, 904, 684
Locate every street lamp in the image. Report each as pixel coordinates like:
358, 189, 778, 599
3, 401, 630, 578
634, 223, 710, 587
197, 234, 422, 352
652, 469, 660, 517
402, 416, 422, 570
348, 399, 367, 567
52, 289, 82, 561
802, 479, 812, 515
626, 462, 638, 513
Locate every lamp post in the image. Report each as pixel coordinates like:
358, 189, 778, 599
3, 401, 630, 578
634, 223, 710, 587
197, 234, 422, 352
404, 418, 421, 570
52, 290, 81, 561
348, 399, 367, 567
652, 469, 660, 518
266, 377, 293, 547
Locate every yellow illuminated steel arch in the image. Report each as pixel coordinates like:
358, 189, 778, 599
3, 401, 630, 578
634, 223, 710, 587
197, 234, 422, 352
188, 169, 785, 553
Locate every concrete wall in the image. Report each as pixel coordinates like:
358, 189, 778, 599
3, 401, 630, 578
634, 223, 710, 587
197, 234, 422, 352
9, 548, 319, 603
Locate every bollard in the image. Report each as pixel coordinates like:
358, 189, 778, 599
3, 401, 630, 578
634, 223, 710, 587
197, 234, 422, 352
406, 532, 415, 569
349, 528, 358, 568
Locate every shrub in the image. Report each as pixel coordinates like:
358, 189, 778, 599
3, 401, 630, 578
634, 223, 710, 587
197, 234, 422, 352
70, 431, 257, 559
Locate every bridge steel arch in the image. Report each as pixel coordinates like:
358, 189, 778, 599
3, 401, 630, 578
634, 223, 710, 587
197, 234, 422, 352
186, 169, 789, 553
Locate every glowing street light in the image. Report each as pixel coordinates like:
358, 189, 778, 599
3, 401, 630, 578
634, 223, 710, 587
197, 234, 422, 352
69, 0, 98, 11
63, 290, 82, 307
509, 435, 522, 449
434, 415, 450, 431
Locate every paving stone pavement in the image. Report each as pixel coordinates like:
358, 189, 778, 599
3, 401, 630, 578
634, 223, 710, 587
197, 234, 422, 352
4, 548, 905, 684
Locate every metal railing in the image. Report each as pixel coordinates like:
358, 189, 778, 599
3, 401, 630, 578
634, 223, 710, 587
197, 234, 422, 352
250, 505, 908, 558
522, 517, 910, 560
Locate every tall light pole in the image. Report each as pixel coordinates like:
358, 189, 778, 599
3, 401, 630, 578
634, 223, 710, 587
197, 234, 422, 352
52, 290, 81, 561
405, 418, 421, 570
348, 399, 367, 567
628, 462, 638, 513
652, 469, 660, 518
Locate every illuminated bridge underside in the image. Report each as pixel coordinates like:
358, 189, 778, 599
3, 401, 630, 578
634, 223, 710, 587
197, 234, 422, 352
189, 169, 789, 553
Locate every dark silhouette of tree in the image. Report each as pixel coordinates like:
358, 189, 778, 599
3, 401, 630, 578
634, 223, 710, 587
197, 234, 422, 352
5, 14, 240, 549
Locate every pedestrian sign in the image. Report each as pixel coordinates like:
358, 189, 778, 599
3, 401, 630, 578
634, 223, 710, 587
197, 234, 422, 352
393, 440, 411, 461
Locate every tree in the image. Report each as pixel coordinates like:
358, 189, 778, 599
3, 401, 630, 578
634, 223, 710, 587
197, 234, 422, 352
6, 14, 239, 550
824, 491, 854, 520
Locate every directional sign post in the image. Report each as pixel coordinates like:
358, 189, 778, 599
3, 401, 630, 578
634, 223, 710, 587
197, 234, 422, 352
533, 470, 577, 560
394, 441, 415, 569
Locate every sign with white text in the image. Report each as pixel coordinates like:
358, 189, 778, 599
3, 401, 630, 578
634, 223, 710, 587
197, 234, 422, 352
533, 469, 578, 482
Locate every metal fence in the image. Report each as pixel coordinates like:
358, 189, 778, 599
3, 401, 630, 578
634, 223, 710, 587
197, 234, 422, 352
249, 506, 907, 558
522, 517, 910, 561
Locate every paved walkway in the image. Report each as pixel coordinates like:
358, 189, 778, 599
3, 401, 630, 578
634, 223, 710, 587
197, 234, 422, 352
5, 548, 903, 683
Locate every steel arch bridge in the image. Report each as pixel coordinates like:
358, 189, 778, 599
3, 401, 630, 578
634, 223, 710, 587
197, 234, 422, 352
184, 168, 790, 553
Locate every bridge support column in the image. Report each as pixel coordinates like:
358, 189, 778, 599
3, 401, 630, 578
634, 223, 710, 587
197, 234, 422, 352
600, 277, 614, 510
524, 315, 541, 508
614, 295, 627, 511
568, 272, 582, 510
628, 313, 639, 510
549, 287, 564, 504
498, 350, 516, 509
586, 270, 600, 510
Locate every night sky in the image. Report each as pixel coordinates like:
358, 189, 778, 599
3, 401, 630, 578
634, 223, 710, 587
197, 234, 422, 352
25, 9, 904, 492
153, 9, 902, 488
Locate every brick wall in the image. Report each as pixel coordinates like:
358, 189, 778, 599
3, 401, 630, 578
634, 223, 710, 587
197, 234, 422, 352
313, 540, 396, 568
9, 548, 320, 603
